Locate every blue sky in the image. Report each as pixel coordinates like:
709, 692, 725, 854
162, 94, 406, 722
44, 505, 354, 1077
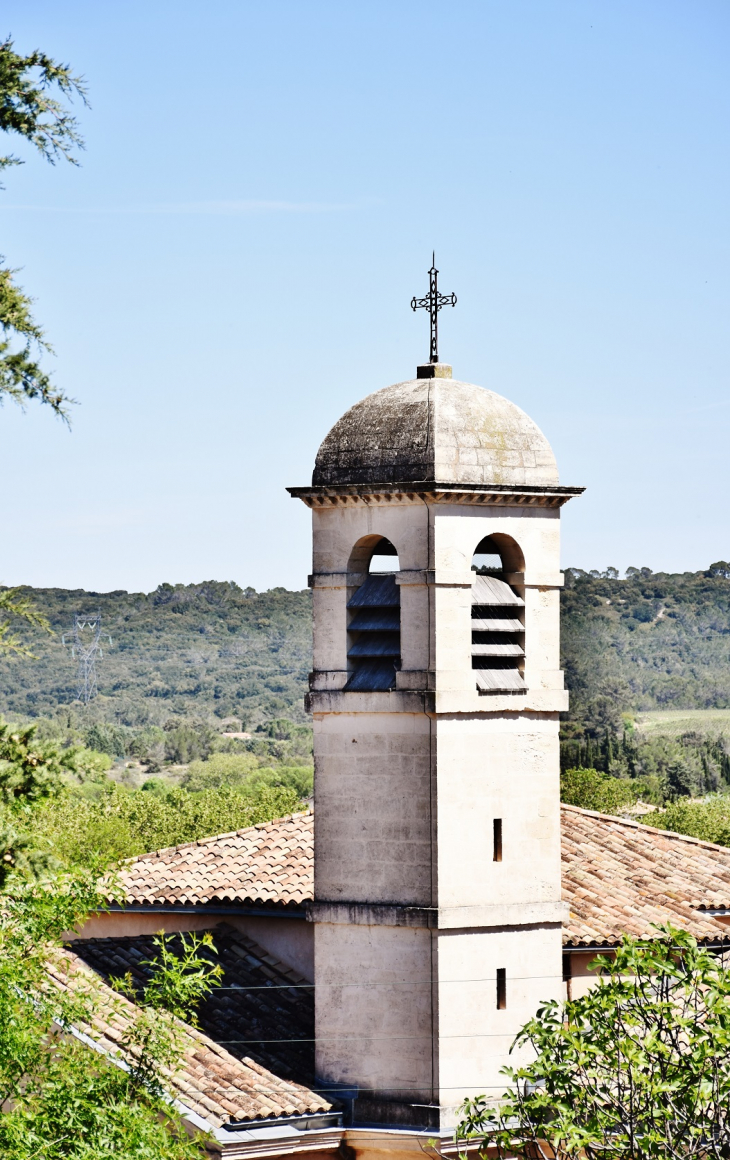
2, 0, 729, 593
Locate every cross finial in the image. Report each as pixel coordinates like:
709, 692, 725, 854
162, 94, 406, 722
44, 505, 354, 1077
410, 253, 457, 365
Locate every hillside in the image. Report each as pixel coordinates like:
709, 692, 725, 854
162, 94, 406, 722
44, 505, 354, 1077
0, 582, 311, 728
0, 562, 728, 729
562, 562, 730, 731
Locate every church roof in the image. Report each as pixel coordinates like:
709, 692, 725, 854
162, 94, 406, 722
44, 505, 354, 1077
561, 804, 730, 947
115, 812, 313, 910
71, 925, 319, 1096
49, 935, 332, 1128
312, 376, 558, 488
115, 808, 730, 949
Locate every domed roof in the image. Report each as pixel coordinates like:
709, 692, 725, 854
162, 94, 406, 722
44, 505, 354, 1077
313, 376, 558, 488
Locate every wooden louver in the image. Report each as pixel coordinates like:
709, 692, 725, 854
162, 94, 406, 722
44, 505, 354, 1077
471, 573, 525, 693
345, 573, 401, 691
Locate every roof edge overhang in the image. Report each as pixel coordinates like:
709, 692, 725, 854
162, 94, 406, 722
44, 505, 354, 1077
102, 902, 308, 918
209, 1121, 459, 1158
288, 481, 585, 509
564, 936, 730, 953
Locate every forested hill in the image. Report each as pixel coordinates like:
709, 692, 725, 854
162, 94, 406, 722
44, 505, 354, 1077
0, 583, 311, 727
562, 562, 730, 730
0, 564, 728, 729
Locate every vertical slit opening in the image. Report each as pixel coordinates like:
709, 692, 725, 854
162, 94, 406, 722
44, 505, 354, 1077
563, 953, 573, 1002
496, 968, 506, 1010
493, 818, 503, 862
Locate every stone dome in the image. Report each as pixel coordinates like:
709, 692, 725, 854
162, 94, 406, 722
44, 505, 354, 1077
313, 376, 558, 488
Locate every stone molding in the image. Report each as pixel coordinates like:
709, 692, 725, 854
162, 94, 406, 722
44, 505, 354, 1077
305, 682, 568, 715
289, 481, 584, 509
307, 899, 568, 930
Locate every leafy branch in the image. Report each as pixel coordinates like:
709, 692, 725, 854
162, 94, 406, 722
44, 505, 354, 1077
0, 588, 51, 657
110, 932, 223, 1097
0, 35, 88, 419
456, 925, 730, 1160
0, 37, 88, 172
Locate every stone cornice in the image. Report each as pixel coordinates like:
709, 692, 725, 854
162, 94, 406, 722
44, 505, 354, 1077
287, 481, 584, 508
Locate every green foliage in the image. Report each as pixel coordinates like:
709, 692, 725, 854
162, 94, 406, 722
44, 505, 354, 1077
0, 885, 212, 1158
0, 262, 72, 419
562, 565, 730, 720
0, 588, 51, 657
181, 751, 314, 799
0, 715, 306, 879
0, 583, 312, 728
0, 719, 73, 805
560, 767, 640, 814
652, 795, 730, 847
181, 751, 260, 790
0, 878, 103, 1111
110, 932, 223, 1096
33, 781, 302, 869
0, 37, 87, 420
0, 1050, 203, 1159
561, 726, 730, 810
0, 37, 87, 169
162, 719, 215, 765
457, 926, 730, 1160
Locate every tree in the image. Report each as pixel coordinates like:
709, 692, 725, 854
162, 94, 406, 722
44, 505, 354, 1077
0, 588, 50, 657
560, 766, 638, 814
0, 36, 86, 420
457, 926, 730, 1160
0, 36, 87, 652
0, 880, 220, 1158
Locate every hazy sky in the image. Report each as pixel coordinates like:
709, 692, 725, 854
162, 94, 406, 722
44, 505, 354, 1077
2, 1, 729, 594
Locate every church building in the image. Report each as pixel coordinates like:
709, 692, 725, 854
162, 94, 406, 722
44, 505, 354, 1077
67, 270, 730, 1157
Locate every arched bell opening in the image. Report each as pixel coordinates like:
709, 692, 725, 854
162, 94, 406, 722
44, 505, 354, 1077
470, 535, 525, 695
345, 537, 401, 691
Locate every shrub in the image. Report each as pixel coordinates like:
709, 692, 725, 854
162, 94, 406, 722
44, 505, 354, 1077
560, 767, 639, 814
652, 794, 730, 846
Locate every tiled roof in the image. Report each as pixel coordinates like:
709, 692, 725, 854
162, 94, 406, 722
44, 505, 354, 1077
116, 806, 730, 949
562, 804, 730, 947
72, 925, 317, 1088
117, 812, 313, 909
53, 932, 331, 1127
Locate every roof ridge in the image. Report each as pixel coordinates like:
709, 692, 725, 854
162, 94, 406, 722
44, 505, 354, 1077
561, 802, 730, 854
123, 809, 313, 865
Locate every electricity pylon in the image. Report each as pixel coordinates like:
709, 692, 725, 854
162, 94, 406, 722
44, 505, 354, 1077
62, 613, 112, 705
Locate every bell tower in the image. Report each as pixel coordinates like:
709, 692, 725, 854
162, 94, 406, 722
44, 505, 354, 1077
289, 356, 582, 1130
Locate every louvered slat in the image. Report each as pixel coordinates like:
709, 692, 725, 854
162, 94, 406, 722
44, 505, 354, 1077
345, 660, 398, 691
471, 642, 524, 657
346, 572, 401, 690
472, 617, 523, 633
348, 608, 400, 632
471, 572, 525, 692
348, 633, 401, 657
347, 574, 399, 608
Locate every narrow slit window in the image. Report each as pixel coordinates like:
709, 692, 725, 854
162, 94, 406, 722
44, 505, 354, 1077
493, 818, 503, 862
496, 968, 506, 1010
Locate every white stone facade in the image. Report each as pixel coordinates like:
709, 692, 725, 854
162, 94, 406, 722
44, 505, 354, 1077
294, 476, 577, 1128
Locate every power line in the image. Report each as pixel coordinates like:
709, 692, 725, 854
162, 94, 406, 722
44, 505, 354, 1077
218, 1032, 529, 1044
208, 973, 564, 991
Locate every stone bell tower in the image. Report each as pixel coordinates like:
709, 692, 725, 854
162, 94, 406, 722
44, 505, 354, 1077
289, 352, 582, 1130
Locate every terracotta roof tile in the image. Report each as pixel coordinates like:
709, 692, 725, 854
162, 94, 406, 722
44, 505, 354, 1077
116, 806, 730, 949
561, 804, 730, 946
116, 812, 313, 909
51, 936, 331, 1128
72, 925, 317, 1089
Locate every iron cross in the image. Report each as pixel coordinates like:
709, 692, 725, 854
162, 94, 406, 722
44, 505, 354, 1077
410, 254, 457, 364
